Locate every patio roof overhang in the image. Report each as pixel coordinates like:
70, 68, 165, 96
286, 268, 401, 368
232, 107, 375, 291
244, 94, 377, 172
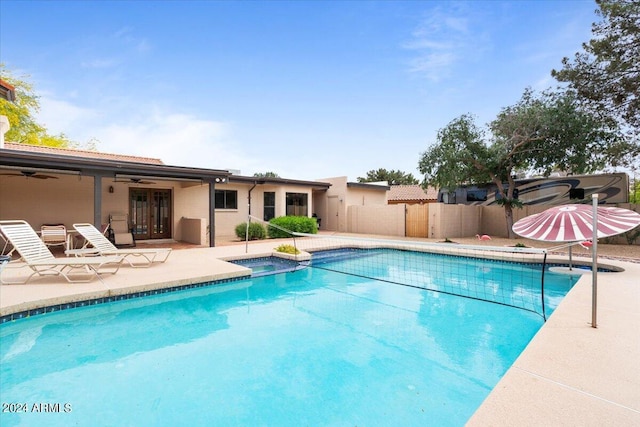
1, 147, 231, 247
0, 148, 230, 182
227, 174, 331, 190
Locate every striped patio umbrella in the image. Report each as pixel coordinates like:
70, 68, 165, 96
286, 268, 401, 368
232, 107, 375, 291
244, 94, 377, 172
512, 205, 640, 242
513, 201, 640, 328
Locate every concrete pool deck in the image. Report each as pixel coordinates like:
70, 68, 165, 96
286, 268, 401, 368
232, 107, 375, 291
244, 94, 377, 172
1, 239, 638, 426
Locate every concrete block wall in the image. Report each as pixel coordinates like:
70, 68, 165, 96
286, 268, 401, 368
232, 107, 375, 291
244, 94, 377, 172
347, 204, 405, 237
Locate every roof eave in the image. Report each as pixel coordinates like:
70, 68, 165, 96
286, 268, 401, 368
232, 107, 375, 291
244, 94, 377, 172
347, 182, 390, 191
0, 148, 230, 181
227, 175, 332, 190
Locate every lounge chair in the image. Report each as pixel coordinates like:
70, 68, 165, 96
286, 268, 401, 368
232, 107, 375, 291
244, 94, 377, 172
41, 224, 68, 250
0, 254, 10, 274
69, 223, 171, 268
109, 213, 135, 247
0, 220, 123, 284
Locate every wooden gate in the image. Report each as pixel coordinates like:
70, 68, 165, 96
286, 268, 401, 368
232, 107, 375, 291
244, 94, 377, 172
405, 204, 429, 238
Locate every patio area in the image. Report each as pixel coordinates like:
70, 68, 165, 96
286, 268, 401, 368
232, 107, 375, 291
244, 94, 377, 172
0, 236, 638, 426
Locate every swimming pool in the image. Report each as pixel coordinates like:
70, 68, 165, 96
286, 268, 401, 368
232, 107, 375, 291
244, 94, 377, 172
0, 250, 577, 426
230, 256, 304, 277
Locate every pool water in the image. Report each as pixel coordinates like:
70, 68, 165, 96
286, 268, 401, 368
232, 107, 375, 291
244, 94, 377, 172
0, 253, 577, 426
230, 256, 304, 277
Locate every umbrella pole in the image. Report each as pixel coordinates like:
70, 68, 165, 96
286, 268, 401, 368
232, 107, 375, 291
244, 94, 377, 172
569, 246, 573, 270
591, 195, 598, 328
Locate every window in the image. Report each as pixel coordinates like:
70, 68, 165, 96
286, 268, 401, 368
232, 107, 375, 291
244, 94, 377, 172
215, 190, 238, 209
264, 192, 275, 221
466, 189, 488, 202
495, 189, 519, 200
439, 191, 456, 204
569, 188, 585, 200
286, 192, 308, 216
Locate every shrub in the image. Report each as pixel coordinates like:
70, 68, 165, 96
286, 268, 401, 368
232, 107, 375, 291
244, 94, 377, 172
268, 216, 318, 238
275, 244, 300, 255
235, 222, 266, 240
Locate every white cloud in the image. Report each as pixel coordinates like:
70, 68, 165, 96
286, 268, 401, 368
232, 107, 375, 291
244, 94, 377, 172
403, 4, 487, 82
96, 110, 250, 170
37, 94, 258, 172
408, 52, 457, 81
37, 96, 98, 136
113, 26, 151, 53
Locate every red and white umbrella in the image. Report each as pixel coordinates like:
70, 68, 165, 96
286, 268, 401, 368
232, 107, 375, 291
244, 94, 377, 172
512, 205, 640, 242
513, 201, 640, 328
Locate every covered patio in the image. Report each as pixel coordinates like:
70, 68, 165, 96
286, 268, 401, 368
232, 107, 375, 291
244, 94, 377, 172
0, 143, 229, 247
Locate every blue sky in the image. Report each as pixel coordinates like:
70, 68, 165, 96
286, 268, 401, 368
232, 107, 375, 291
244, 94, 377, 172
1, 0, 598, 181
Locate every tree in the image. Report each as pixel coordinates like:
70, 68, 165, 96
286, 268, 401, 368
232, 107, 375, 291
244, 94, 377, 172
418, 88, 632, 237
357, 168, 419, 185
551, 0, 640, 130
631, 179, 640, 204
253, 172, 280, 178
0, 64, 73, 147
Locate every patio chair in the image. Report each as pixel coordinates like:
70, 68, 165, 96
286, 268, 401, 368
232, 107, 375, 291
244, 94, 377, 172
41, 224, 68, 250
69, 223, 172, 268
0, 255, 10, 275
0, 220, 123, 284
109, 213, 135, 247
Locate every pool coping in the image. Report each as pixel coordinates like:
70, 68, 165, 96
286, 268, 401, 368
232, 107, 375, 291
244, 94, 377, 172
1, 241, 638, 425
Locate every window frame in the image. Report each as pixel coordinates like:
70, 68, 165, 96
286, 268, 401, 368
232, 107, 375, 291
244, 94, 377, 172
215, 189, 238, 210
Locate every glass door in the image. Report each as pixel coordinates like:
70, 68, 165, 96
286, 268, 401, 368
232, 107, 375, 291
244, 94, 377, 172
152, 190, 171, 238
129, 189, 172, 239
130, 189, 149, 239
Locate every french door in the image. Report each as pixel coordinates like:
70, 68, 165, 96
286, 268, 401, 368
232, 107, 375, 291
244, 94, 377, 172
129, 188, 172, 239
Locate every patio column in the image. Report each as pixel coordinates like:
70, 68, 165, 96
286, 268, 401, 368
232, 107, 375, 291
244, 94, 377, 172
94, 174, 102, 228
208, 179, 216, 247
88, 171, 110, 230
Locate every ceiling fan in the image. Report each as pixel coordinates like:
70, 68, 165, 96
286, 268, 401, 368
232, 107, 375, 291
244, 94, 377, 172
0, 171, 59, 180
114, 177, 156, 185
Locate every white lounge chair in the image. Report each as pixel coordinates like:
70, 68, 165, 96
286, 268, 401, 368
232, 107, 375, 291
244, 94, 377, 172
41, 224, 68, 249
69, 223, 171, 268
0, 255, 10, 275
0, 220, 123, 284
109, 213, 135, 247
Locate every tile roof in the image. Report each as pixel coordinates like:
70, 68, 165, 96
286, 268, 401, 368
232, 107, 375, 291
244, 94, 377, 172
388, 184, 438, 201
3, 142, 164, 165
0, 78, 16, 101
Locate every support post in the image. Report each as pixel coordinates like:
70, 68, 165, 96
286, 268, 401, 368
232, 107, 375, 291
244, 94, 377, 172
92, 172, 104, 229
209, 180, 216, 247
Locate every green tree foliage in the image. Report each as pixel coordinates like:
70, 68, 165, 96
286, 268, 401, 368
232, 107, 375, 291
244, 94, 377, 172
419, 88, 632, 237
357, 168, 419, 185
630, 180, 640, 204
552, 0, 640, 130
253, 172, 280, 178
0, 64, 73, 147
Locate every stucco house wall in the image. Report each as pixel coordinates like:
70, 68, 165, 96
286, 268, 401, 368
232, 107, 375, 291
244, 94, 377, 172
0, 174, 94, 228
317, 176, 389, 232
214, 182, 317, 240
0, 174, 215, 243
1, 143, 332, 246
166, 181, 322, 242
